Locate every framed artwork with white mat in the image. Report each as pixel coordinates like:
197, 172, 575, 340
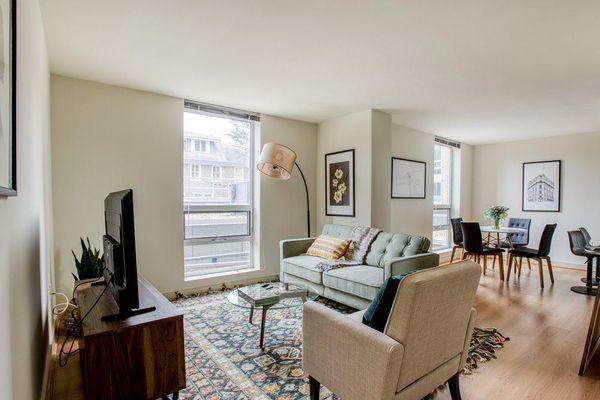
325, 149, 355, 217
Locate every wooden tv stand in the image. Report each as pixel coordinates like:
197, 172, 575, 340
74, 274, 185, 399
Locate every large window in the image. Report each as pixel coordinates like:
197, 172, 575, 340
183, 101, 259, 280
432, 141, 453, 251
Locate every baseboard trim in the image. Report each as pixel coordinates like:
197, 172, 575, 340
41, 343, 53, 400
163, 274, 280, 300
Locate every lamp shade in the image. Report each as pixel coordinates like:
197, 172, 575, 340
256, 142, 297, 180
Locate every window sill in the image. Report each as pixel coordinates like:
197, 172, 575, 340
184, 265, 260, 282
434, 248, 452, 255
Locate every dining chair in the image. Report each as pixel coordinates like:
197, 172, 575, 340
461, 222, 505, 280
580, 227, 592, 246
568, 230, 599, 296
501, 218, 532, 271
449, 217, 464, 263
507, 224, 557, 289
578, 227, 600, 286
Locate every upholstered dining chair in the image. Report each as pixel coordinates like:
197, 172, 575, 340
461, 222, 505, 280
449, 217, 464, 263
507, 224, 557, 289
501, 218, 532, 271
303, 261, 481, 400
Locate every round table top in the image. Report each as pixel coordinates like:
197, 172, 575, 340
480, 225, 528, 234
227, 283, 319, 310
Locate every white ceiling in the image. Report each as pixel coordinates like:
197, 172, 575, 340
40, 0, 600, 145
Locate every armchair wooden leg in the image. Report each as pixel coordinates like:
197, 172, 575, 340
482, 255, 487, 274
309, 376, 320, 400
492, 254, 496, 270
506, 254, 512, 281
448, 373, 462, 400
527, 257, 531, 270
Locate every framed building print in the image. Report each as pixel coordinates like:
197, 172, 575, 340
522, 160, 561, 212
325, 149, 355, 217
0, 0, 16, 197
391, 157, 426, 199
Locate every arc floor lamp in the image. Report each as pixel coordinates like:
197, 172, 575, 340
257, 143, 311, 237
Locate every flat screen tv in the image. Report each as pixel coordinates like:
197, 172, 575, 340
102, 189, 155, 321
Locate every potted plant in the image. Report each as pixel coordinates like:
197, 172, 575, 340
72, 237, 104, 281
483, 206, 509, 230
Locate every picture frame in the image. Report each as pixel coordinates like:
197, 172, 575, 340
391, 157, 426, 199
0, 0, 16, 197
522, 160, 561, 212
325, 149, 355, 217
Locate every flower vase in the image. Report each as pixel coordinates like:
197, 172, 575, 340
494, 219, 500, 230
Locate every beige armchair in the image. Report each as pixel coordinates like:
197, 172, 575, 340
303, 260, 481, 400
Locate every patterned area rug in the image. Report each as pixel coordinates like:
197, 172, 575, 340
172, 289, 508, 400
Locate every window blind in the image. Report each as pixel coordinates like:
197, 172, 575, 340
435, 136, 461, 149
184, 100, 260, 122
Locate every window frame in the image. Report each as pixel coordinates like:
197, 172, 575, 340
183, 104, 257, 278
432, 142, 453, 251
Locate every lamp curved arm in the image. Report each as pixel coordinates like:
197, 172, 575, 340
294, 161, 311, 237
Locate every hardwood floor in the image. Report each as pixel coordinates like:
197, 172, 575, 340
437, 264, 600, 400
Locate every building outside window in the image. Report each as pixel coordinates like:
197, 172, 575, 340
432, 141, 454, 251
183, 101, 259, 280
212, 165, 221, 180
190, 163, 200, 179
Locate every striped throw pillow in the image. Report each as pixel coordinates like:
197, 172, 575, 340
306, 235, 351, 260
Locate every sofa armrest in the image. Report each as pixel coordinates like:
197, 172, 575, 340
303, 302, 404, 400
279, 237, 316, 260
384, 252, 440, 279
460, 308, 477, 369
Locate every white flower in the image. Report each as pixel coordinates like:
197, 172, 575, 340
332, 179, 338, 187
334, 168, 344, 179
338, 182, 347, 194
334, 191, 343, 203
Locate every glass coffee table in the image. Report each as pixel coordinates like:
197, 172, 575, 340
227, 283, 319, 349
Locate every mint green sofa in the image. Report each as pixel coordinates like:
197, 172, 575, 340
280, 224, 440, 309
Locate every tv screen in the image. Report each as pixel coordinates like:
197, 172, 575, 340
103, 189, 139, 312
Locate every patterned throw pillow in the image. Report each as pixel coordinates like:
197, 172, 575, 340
306, 235, 351, 260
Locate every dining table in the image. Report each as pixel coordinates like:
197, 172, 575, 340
480, 225, 528, 249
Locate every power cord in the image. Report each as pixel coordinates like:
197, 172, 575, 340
51, 292, 78, 317
59, 273, 114, 367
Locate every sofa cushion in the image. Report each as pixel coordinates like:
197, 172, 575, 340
321, 223, 353, 239
365, 232, 430, 268
306, 235, 351, 260
322, 265, 384, 300
282, 255, 324, 284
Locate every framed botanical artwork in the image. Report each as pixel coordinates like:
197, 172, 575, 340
391, 157, 426, 199
0, 0, 16, 197
325, 149, 355, 217
522, 160, 561, 212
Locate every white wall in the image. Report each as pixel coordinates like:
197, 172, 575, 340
459, 143, 473, 220
51, 76, 318, 294
316, 111, 474, 247
259, 115, 318, 267
317, 110, 373, 230
389, 124, 435, 240
472, 131, 600, 266
371, 110, 392, 231
0, 1, 53, 399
